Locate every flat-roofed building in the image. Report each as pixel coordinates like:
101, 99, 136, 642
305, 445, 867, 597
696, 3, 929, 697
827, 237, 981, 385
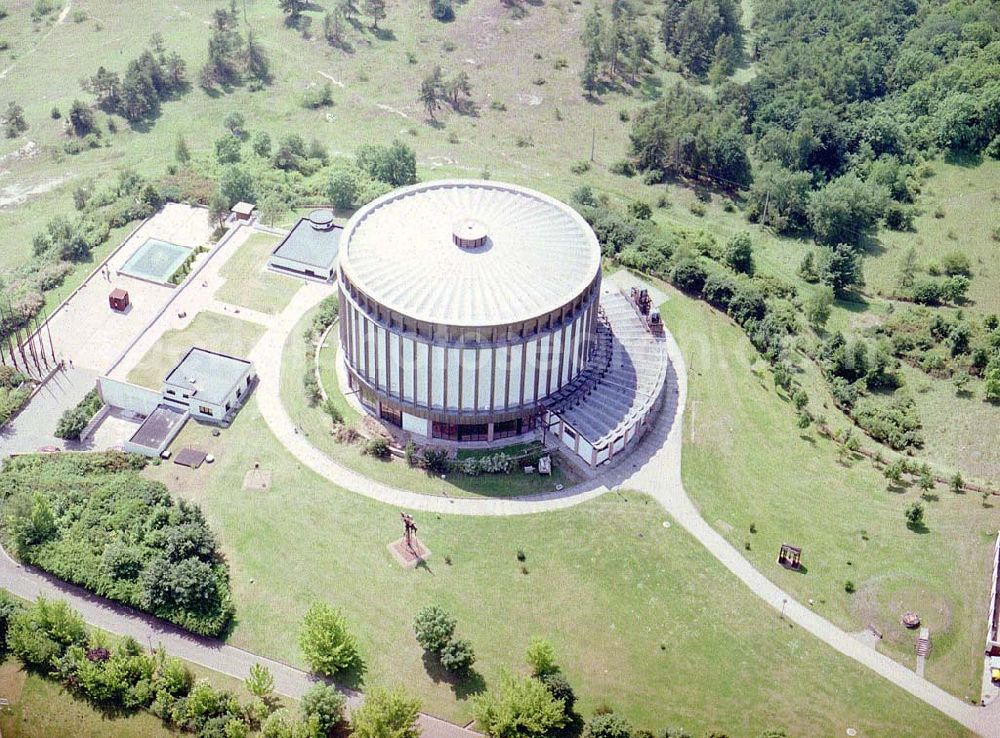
161, 347, 256, 423
268, 209, 342, 281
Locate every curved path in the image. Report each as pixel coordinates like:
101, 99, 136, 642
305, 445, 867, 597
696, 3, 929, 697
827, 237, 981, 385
1, 279, 996, 736
251, 282, 1000, 737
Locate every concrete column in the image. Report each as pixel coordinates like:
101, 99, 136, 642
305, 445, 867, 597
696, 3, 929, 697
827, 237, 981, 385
487, 422, 495, 443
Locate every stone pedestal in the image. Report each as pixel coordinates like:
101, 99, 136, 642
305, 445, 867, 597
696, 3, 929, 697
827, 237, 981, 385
388, 536, 431, 569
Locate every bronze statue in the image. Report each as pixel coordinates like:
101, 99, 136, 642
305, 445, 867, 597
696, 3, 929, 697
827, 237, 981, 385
401, 513, 417, 551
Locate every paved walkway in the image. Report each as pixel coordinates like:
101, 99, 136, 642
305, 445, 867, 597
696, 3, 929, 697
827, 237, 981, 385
0, 365, 99, 455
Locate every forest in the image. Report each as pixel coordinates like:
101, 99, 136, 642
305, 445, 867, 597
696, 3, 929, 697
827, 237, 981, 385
632, 0, 1000, 242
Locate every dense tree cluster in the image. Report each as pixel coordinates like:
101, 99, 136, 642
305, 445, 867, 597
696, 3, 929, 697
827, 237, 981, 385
629, 83, 751, 187
628, 0, 999, 251
84, 34, 187, 122
0, 452, 234, 636
660, 0, 743, 79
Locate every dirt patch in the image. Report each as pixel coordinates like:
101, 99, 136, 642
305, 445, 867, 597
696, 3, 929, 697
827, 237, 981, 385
0, 174, 74, 209
0, 659, 27, 704
0, 141, 39, 165
376, 103, 409, 119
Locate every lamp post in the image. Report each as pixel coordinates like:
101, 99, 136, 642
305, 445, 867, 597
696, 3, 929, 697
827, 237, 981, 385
780, 598, 787, 620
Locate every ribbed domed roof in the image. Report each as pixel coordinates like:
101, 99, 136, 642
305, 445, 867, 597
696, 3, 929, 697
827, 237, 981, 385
339, 180, 601, 327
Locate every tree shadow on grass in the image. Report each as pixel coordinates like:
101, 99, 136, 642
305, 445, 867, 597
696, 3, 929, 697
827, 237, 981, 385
420, 652, 486, 699
372, 27, 396, 41
906, 521, 930, 534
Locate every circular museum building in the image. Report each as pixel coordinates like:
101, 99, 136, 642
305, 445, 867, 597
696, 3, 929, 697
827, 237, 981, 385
337, 180, 603, 443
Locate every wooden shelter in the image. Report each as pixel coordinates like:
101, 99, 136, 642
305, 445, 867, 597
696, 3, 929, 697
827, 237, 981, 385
777, 543, 802, 570
231, 201, 256, 222
109, 288, 129, 312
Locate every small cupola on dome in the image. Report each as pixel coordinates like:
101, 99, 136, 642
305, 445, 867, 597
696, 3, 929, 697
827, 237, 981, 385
452, 218, 488, 248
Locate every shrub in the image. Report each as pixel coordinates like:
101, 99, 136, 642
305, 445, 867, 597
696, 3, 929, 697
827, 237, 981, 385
302, 82, 335, 109
541, 672, 575, 713
421, 448, 450, 473
850, 395, 923, 451
413, 605, 456, 653
323, 399, 343, 424
941, 275, 969, 303
609, 159, 635, 177
300, 683, 347, 735
430, 0, 454, 21
570, 160, 591, 175
587, 712, 633, 738
439, 638, 476, 673
844, 580, 856, 594
54, 388, 103, 440
940, 251, 972, 277
724, 232, 754, 275
350, 687, 421, 738
299, 602, 360, 675
363, 437, 390, 458
526, 637, 557, 677
327, 168, 358, 210
8, 598, 86, 668
472, 668, 567, 738
670, 258, 708, 294
245, 663, 274, 699
910, 279, 942, 305
905, 502, 925, 529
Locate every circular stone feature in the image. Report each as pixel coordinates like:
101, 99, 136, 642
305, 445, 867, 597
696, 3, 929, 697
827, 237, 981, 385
452, 218, 488, 248
308, 209, 336, 230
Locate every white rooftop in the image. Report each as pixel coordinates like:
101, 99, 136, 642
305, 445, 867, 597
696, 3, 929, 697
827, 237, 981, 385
339, 180, 601, 327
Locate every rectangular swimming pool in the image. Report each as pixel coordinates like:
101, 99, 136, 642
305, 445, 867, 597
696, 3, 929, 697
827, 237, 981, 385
119, 238, 192, 285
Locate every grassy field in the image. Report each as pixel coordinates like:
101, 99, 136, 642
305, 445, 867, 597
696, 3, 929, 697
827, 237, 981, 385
126, 311, 265, 389
293, 307, 577, 498
866, 160, 1000, 315
215, 232, 300, 315
660, 287, 1000, 701
0, 0, 657, 264
142, 399, 970, 736
0, 662, 178, 738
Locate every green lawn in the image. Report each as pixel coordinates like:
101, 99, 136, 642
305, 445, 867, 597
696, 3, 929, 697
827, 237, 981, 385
143, 398, 970, 736
297, 308, 577, 498
215, 232, 300, 315
316, 327, 362, 426
126, 311, 265, 389
661, 287, 1000, 702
